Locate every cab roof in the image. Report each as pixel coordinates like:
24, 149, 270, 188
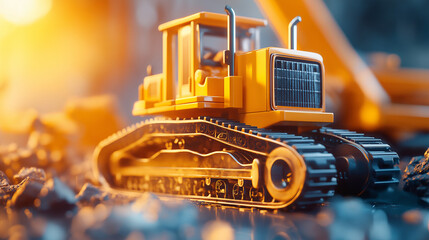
158, 11, 267, 31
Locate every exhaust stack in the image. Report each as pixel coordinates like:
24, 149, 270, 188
288, 16, 302, 50
224, 5, 236, 76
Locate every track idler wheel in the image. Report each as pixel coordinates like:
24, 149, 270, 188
264, 147, 306, 203
333, 143, 371, 195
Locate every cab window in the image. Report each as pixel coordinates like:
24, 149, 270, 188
199, 25, 256, 67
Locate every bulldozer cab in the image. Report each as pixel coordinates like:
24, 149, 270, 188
174, 20, 259, 97
133, 10, 334, 129
133, 12, 266, 115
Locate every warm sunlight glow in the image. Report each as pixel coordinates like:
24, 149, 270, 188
0, 0, 52, 25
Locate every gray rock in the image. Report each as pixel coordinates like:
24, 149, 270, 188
13, 167, 46, 184
9, 179, 43, 208
1, 184, 20, 196
85, 193, 198, 239
75, 183, 103, 204
403, 155, 429, 197
37, 178, 76, 213
0, 171, 10, 187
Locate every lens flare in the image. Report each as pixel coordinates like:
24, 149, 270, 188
0, 0, 52, 25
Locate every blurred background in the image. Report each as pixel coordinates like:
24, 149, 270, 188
0, 0, 428, 142
326, 0, 429, 69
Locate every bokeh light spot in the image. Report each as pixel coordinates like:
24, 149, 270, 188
0, 0, 52, 25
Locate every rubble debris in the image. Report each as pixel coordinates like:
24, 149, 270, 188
37, 178, 76, 213
0, 93, 428, 239
16, 149, 39, 169
75, 183, 104, 204
0, 95, 124, 181
0, 170, 10, 187
1, 180, 429, 240
13, 167, 46, 184
80, 193, 199, 240
403, 149, 429, 197
9, 179, 43, 208
1, 184, 20, 197
0, 168, 46, 206
0, 144, 50, 182
75, 183, 141, 207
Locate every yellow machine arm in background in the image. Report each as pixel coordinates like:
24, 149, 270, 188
255, 0, 429, 133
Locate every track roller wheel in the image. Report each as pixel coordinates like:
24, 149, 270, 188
334, 143, 371, 195
264, 147, 306, 203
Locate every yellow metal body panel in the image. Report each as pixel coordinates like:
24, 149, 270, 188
178, 25, 192, 97
241, 111, 333, 128
195, 77, 224, 97
175, 96, 224, 105
159, 12, 267, 31
146, 105, 175, 115
162, 32, 174, 101
236, 49, 268, 113
132, 100, 146, 115
224, 76, 243, 108
143, 73, 163, 103
175, 102, 225, 111
154, 100, 174, 107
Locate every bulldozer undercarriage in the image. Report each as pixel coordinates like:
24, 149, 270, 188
308, 128, 400, 196
94, 117, 400, 209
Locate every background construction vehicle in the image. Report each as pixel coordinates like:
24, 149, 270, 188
94, 6, 399, 209
255, 0, 429, 153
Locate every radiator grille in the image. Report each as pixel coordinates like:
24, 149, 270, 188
273, 57, 322, 108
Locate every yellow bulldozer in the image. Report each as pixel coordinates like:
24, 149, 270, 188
94, 6, 399, 209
